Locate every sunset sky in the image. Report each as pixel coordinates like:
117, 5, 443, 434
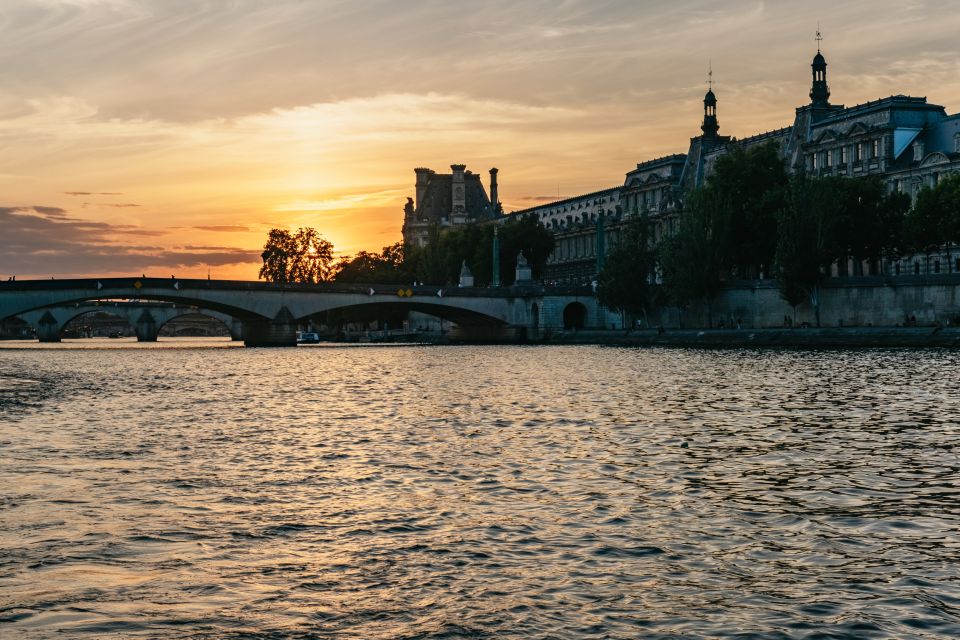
2, 0, 959, 279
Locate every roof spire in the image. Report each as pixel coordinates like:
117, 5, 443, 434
701, 64, 719, 139
810, 26, 830, 108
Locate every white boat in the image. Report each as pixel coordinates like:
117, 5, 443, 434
296, 331, 320, 344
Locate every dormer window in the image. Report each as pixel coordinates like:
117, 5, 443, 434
913, 140, 925, 162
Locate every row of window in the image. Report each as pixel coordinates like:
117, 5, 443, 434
623, 187, 671, 212
810, 139, 882, 170
532, 195, 618, 222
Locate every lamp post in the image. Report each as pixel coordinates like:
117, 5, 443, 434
492, 226, 501, 287
596, 207, 606, 274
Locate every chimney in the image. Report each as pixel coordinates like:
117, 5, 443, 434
489, 167, 499, 213
414, 167, 433, 209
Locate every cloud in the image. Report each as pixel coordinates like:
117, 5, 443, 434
0, 206, 259, 277
31, 206, 69, 218
63, 191, 124, 196
518, 195, 569, 202
193, 225, 252, 232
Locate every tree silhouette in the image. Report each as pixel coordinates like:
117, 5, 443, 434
258, 227, 335, 284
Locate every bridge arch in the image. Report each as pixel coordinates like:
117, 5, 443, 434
563, 302, 587, 330
17, 302, 243, 343
155, 310, 238, 339
303, 300, 509, 328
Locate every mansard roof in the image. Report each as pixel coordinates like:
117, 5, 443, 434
414, 171, 495, 222
816, 95, 945, 125
508, 185, 620, 216
631, 154, 687, 172
737, 126, 792, 146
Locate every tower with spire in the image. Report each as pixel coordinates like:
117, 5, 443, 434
810, 28, 830, 108
701, 64, 719, 140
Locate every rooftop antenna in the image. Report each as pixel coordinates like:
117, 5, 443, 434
816, 23, 822, 53
708, 60, 713, 90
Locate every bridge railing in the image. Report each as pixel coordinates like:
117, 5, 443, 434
0, 278, 595, 298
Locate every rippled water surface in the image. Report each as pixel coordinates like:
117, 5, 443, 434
1, 338, 959, 639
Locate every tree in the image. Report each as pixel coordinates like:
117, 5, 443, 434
904, 174, 960, 271
410, 216, 554, 286
258, 227, 335, 284
334, 242, 411, 284
706, 142, 788, 278
659, 188, 729, 325
596, 213, 654, 323
774, 175, 838, 325
830, 176, 910, 276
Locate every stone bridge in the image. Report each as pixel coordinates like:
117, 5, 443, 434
0, 278, 616, 346
16, 301, 241, 343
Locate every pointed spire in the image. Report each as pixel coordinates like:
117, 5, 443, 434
701, 63, 719, 139
810, 27, 830, 107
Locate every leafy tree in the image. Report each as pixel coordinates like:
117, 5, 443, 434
904, 174, 960, 270
410, 216, 554, 286
659, 188, 729, 325
498, 214, 556, 284
258, 227, 335, 284
335, 242, 411, 284
706, 142, 788, 278
830, 177, 910, 275
774, 175, 838, 325
596, 213, 654, 323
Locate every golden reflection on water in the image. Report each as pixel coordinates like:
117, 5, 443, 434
1, 342, 959, 638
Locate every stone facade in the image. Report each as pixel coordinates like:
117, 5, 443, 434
504, 45, 960, 284
653, 276, 960, 330
402, 164, 501, 247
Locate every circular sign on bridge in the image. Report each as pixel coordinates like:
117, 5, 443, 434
134, 281, 143, 289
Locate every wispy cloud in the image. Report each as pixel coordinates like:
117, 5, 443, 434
0, 0, 958, 277
193, 225, 253, 232
0, 206, 258, 277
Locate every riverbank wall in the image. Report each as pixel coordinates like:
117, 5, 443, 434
650, 275, 960, 330
541, 326, 960, 348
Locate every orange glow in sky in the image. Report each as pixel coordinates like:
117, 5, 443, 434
1, 1, 958, 279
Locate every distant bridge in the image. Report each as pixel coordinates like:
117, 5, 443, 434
15, 301, 241, 342
0, 278, 615, 346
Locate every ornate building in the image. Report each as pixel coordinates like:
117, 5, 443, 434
401, 164, 502, 247
503, 42, 960, 284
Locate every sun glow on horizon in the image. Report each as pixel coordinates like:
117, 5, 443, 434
1, 0, 959, 279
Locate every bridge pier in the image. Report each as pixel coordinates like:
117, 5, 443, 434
243, 306, 297, 347
447, 324, 521, 343
230, 318, 244, 342
37, 311, 62, 343
134, 309, 159, 342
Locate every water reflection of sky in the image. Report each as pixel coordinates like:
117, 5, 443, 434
1, 343, 958, 638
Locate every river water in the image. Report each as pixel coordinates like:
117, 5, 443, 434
1, 339, 959, 639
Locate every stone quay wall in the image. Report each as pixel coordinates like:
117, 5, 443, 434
653, 275, 960, 329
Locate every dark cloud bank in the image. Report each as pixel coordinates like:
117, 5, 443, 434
0, 206, 259, 277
